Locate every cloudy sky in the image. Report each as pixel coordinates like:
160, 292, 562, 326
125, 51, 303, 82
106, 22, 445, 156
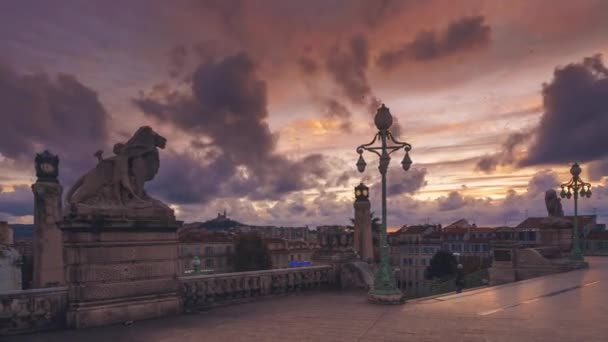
1, 0, 607, 228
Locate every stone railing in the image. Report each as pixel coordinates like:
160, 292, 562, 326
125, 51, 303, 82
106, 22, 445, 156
0, 286, 68, 335
403, 269, 490, 299
179, 265, 333, 310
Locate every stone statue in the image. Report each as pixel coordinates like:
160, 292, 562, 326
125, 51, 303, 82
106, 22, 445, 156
65, 126, 173, 219
545, 189, 564, 217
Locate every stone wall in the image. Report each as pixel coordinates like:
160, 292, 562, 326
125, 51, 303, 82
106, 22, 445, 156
179, 265, 333, 310
0, 287, 67, 335
490, 246, 588, 285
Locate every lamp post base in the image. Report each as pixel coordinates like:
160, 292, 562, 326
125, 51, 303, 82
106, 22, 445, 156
368, 260, 404, 304
566, 259, 588, 269
569, 253, 584, 262
368, 291, 405, 305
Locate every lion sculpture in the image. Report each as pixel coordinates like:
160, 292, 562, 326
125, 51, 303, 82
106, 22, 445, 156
65, 126, 172, 218
545, 189, 564, 217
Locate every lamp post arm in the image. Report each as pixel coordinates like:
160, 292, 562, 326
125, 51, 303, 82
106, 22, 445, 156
386, 131, 412, 150
357, 133, 382, 158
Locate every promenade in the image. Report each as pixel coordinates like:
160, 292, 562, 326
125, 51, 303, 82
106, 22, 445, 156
9, 257, 608, 342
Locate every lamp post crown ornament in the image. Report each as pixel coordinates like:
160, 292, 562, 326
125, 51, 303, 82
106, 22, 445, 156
570, 163, 581, 177
374, 104, 393, 131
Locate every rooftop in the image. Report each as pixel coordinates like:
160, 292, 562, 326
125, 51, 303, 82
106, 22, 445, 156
12, 257, 608, 342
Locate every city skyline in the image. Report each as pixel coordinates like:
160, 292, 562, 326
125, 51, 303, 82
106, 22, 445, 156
1, 0, 608, 227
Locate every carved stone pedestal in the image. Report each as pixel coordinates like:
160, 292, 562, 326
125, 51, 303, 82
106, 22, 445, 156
61, 219, 182, 328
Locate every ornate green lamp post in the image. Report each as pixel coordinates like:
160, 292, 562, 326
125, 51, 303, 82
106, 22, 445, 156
356, 104, 411, 304
559, 163, 592, 262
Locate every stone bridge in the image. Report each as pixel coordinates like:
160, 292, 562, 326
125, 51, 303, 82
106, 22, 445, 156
5, 257, 608, 341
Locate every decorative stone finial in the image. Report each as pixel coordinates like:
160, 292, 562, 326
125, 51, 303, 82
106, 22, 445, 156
374, 104, 393, 131
35, 150, 59, 183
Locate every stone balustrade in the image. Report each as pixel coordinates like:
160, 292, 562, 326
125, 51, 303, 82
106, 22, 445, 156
0, 266, 335, 335
179, 265, 333, 310
0, 287, 67, 335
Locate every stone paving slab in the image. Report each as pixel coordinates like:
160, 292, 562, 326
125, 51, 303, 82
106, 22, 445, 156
6, 257, 608, 342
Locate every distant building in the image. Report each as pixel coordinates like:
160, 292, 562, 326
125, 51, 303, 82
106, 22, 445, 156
264, 238, 316, 269
240, 225, 312, 241
388, 219, 496, 294
441, 223, 494, 260
0, 222, 22, 291
177, 229, 235, 275
389, 224, 442, 292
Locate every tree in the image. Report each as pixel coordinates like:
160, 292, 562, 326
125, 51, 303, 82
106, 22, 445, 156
234, 233, 272, 272
426, 250, 457, 280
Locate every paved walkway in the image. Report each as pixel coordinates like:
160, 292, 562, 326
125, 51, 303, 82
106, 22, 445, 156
8, 257, 608, 342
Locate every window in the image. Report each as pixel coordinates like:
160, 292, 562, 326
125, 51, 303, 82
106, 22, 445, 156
204, 246, 212, 255
226, 246, 232, 254
205, 259, 214, 267
464, 244, 470, 252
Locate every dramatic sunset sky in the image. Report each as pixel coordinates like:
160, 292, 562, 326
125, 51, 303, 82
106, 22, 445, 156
1, 0, 607, 227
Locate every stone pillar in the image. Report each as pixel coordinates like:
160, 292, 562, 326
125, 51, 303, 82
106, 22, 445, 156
354, 183, 373, 262
31, 150, 65, 288
0, 221, 13, 245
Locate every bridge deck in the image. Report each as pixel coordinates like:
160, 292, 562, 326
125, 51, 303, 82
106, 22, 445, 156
10, 257, 608, 342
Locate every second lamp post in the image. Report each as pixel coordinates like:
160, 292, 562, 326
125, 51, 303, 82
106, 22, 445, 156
560, 163, 592, 262
356, 104, 411, 304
